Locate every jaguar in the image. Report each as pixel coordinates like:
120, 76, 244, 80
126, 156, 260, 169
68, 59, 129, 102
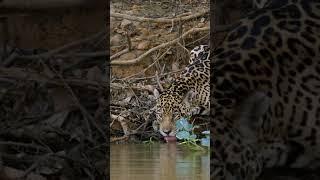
154, 45, 210, 137
211, 0, 320, 179
154, 0, 320, 179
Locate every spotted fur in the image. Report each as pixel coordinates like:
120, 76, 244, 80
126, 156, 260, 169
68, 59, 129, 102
211, 0, 320, 179
154, 45, 210, 137
189, 45, 211, 64
155, 0, 320, 179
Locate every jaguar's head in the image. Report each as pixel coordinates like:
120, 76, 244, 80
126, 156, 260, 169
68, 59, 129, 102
154, 90, 181, 137
153, 88, 186, 136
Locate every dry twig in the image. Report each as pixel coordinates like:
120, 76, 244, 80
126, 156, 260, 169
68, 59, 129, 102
122, 47, 171, 79
0, 67, 107, 90
111, 26, 209, 65
110, 48, 129, 60
0, 141, 49, 152
111, 83, 154, 93
0, 0, 90, 9
111, 114, 129, 136
110, 31, 132, 61
17, 30, 105, 60
155, 71, 163, 92
50, 67, 106, 139
111, 10, 209, 23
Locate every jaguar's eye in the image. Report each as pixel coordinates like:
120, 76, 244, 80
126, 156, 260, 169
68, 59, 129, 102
173, 111, 181, 120
155, 111, 163, 121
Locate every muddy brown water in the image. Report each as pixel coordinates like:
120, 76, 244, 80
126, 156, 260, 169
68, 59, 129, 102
111, 143, 210, 180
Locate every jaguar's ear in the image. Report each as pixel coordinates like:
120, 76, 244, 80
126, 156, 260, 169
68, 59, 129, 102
153, 88, 161, 99
152, 120, 160, 131
182, 90, 195, 104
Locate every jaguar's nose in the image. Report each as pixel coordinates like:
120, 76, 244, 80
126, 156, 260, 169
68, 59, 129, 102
163, 129, 172, 135
160, 128, 173, 137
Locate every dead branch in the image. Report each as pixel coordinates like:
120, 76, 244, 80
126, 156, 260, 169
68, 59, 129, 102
0, 67, 107, 90
111, 26, 209, 65
155, 71, 163, 92
117, 69, 184, 81
125, 32, 132, 51
16, 30, 105, 60
20, 153, 53, 178
52, 67, 106, 139
0, 141, 49, 152
111, 10, 209, 23
110, 48, 129, 60
110, 31, 132, 61
121, 47, 171, 79
48, 66, 92, 140
1, 166, 46, 180
110, 83, 154, 93
110, 136, 128, 142
49, 51, 107, 58
2, 51, 19, 67
0, 0, 90, 9
111, 114, 129, 135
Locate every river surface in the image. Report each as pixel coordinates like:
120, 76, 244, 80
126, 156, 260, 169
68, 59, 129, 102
111, 143, 210, 180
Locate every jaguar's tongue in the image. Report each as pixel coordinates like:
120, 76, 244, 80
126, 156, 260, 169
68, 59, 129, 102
164, 136, 177, 142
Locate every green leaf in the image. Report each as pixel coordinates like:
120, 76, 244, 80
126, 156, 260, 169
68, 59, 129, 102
176, 118, 190, 131
185, 123, 193, 131
201, 137, 210, 147
193, 125, 200, 129
176, 131, 190, 140
189, 134, 197, 140
202, 131, 210, 135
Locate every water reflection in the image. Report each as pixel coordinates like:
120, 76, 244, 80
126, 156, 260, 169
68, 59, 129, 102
111, 143, 209, 180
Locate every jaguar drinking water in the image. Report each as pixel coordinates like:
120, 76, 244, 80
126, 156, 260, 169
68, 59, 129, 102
155, 0, 320, 179
154, 45, 210, 137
